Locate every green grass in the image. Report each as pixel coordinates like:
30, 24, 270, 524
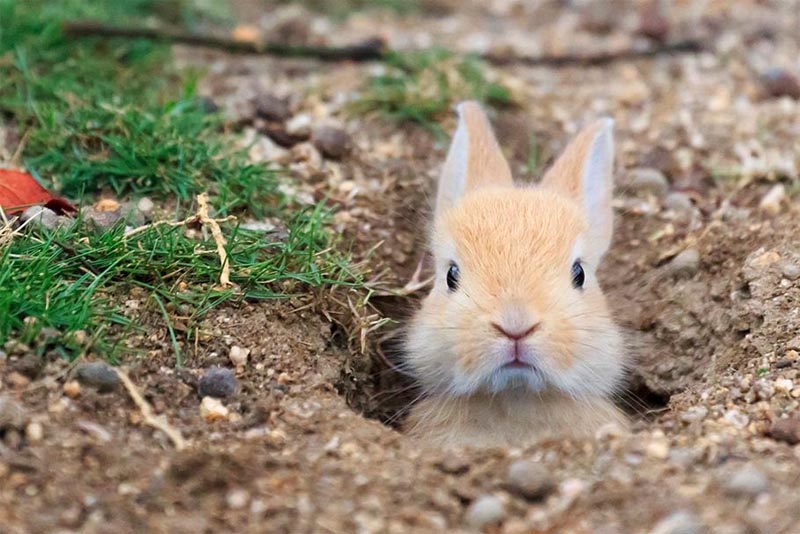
0, 0, 362, 361
277, 0, 421, 18
351, 48, 514, 136
1, 208, 359, 361
0, 0, 279, 215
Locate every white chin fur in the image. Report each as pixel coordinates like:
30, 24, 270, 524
485, 366, 547, 393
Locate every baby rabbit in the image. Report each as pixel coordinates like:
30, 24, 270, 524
404, 102, 628, 448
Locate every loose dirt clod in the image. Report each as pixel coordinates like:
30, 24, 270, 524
75, 361, 120, 392
198, 367, 238, 399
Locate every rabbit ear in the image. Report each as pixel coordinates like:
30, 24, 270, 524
541, 119, 615, 259
435, 101, 513, 216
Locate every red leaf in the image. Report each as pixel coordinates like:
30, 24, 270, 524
0, 169, 76, 215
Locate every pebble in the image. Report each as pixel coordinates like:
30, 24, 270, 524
436, 455, 470, 475
285, 113, 312, 137
721, 464, 768, 496
25, 421, 43, 443
198, 367, 237, 399
663, 192, 693, 213
649, 510, 703, 534
760, 68, 800, 99
645, 438, 670, 460
506, 459, 553, 500
780, 261, 800, 280
723, 408, 749, 429
84, 207, 122, 231
20, 206, 60, 230
63, 380, 82, 398
200, 396, 230, 422
626, 167, 669, 198
775, 378, 793, 394
679, 406, 708, 424
312, 126, 351, 159
95, 198, 120, 212
0, 395, 26, 429
255, 94, 291, 122
668, 248, 700, 277
229, 345, 250, 367
758, 184, 786, 216
137, 197, 154, 217
464, 494, 506, 529
226, 488, 250, 509
75, 361, 120, 392
768, 417, 800, 445
241, 221, 277, 233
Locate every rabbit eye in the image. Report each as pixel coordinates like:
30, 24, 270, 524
571, 260, 585, 289
446, 262, 460, 292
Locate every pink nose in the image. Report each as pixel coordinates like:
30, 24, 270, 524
491, 322, 540, 341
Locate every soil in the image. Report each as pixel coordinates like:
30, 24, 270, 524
3, 1, 800, 533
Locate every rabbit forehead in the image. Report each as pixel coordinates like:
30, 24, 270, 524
436, 188, 586, 278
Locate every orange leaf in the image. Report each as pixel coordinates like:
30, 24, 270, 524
0, 169, 76, 215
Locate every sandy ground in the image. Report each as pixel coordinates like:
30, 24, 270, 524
2, 1, 800, 532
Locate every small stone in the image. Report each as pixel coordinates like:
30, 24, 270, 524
723, 408, 749, 429
645, 438, 670, 460
754, 379, 774, 400
84, 207, 122, 231
200, 396, 230, 422
668, 249, 700, 277
664, 192, 693, 213
464, 494, 506, 529
721, 464, 768, 497
198, 367, 237, 399
0, 396, 26, 429
436, 455, 470, 475
679, 406, 707, 424
95, 198, 120, 212
768, 417, 800, 445
63, 380, 82, 398
75, 361, 120, 392
760, 68, 800, 99
226, 488, 250, 509
285, 113, 312, 137
255, 94, 291, 122
775, 378, 793, 394
25, 422, 43, 443
650, 510, 703, 534
229, 346, 250, 367
137, 197, 154, 217
20, 206, 60, 229
506, 459, 554, 500
758, 184, 786, 216
312, 126, 351, 159
626, 167, 669, 197
7, 372, 29, 388
780, 261, 800, 280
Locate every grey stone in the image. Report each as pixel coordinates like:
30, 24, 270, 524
721, 464, 768, 497
75, 361, 120, 392
0, 395, 27, 430
506, 459, 554, 500
649, 510, 703, 534
464, 494, 505, 529
626, 167, 669, 197
669, 249, 700, 277
21, 205, 60, 229
198, 367, 238, 399
312, 126, 351, 159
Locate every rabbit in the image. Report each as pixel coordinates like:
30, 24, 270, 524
403, 101, 629, 448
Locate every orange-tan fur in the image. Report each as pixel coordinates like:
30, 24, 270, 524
404, 102, 628, 448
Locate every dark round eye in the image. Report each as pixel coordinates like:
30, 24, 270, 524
446, 262, 460, 292
571, 260, 585, 289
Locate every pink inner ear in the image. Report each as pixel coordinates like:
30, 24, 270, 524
458, 102, 514, 191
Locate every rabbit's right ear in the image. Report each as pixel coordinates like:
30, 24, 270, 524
435, 101, 513, 216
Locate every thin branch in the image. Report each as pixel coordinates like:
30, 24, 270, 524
62, 20, 386, 62
62, 20, 704, 67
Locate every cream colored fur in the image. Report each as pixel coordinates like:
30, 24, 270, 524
404, 101, 628, 448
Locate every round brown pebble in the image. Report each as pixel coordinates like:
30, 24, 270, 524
505, 459, 554, 500
312, 126, 351, 160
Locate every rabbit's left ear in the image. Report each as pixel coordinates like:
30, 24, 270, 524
541, 119, 615, 260
435, 101, 513, 216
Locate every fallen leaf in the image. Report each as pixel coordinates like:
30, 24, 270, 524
0, 169, 75, 215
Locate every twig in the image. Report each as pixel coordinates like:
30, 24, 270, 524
62, 20, 704, 67
114, 367, 187, 451
196, 192, 231, 287
62, 20, 386, 62
483, 39, 704, 67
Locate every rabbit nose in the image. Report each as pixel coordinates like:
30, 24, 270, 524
491, 322, 540, 340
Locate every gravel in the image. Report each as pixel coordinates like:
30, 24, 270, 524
464, 494, 506, 529
721, 464, 768, 497
668, 248, 700, 277
505, 459, 554, 500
